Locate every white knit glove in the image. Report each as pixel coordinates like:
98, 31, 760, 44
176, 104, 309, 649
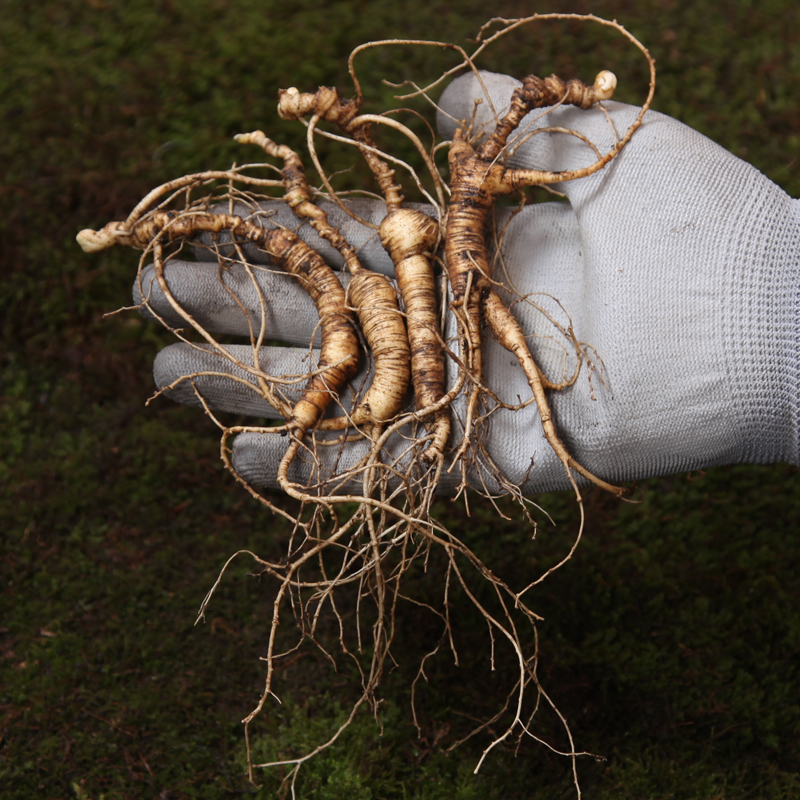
142, 71, 800, 493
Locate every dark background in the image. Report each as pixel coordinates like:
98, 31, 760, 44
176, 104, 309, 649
2, 1, 799, 797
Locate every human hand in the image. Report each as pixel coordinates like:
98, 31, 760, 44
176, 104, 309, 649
144, 71, 800, 494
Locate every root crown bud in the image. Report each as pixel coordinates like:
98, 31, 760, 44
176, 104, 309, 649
76, 226, 122, 253
594, 70, 617, 99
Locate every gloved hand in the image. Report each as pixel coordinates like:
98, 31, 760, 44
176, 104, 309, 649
141, 71, 800, 494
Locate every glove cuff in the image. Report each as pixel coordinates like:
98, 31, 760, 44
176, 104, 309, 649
723, 189, 800, 466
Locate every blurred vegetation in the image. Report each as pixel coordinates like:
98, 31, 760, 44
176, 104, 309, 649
1, 0, 798, 798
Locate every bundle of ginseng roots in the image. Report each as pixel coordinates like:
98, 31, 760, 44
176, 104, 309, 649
77, 13, 655, 794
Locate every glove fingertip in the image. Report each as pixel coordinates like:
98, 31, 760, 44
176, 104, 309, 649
437, 71, 522, 142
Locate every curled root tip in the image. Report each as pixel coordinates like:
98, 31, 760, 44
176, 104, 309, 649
76, 227, 116, 253
618, 483, 643, 503
419, 445, 444, 465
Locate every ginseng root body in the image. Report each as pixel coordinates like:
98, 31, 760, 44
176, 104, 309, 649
277, 86, 450, 460
443, 72, 627, 496
78, 211, 360, 438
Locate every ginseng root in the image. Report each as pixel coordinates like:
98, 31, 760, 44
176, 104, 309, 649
444, 71, 636, 497
77, 211, 360, 441
235, 132, 412, 437
278, 86, 451, 462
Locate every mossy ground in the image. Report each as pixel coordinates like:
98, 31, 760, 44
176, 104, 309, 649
2, 1, 799, 797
